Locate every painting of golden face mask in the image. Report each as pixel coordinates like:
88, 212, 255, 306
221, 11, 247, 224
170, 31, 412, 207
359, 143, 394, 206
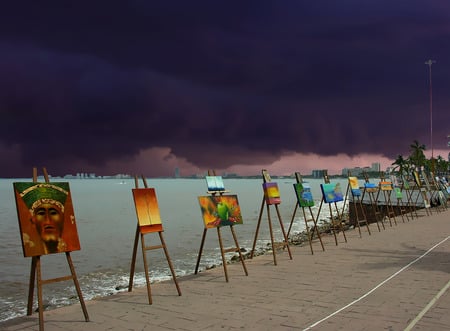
13, 182, 81, 257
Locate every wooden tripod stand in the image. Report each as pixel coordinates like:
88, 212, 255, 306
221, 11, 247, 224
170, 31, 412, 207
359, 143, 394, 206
128, 175, 181, 304
22, 167, 89, 331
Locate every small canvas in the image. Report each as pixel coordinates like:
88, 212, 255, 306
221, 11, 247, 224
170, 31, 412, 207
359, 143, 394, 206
320, 182, 344, 203
262, 169, 272, 183
205, 176, 225, 192
132, 188, 163, 233
379, 181, 393, 191
13, 182, 81, 257
263, 182, 281, 205
293, 182, 314, 207
412, 171, 421, 187
348, 177, 361, 197
401, 176, 410, 190
198, 195, 243, 228
364, 182, 378, 193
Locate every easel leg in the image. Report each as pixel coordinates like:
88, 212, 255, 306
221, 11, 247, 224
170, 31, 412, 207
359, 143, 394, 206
287, 203, 298, 238
266, 204, 277, 265
158, 232, 182, 296
328, 204, 338, 245
275, 204, 292, 260
250, 197, 265, 259
217, 227, 229, 282
195, 228, 208, 274
302, 207, 314, 255
353, 199, 362, 237
140, 234, 152, 304
309, 207, 325, 252
334, 203, 347, 243
27, 257, 37, 316
358, 199, 371, 235
128, 225, 140, 291
36, 257, 44, 331
230, 226, 248, 276
66, 253, 89, 321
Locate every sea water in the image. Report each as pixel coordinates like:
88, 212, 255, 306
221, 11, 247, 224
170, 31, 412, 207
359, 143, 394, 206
0, 177, 349, 322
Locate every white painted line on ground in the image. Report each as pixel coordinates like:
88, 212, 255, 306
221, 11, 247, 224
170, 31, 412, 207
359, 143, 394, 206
302, 235, 450, 331
403, 278, 450, 331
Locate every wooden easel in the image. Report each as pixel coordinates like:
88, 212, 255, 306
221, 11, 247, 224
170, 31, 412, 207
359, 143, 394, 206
376, 173, 397, 227
400, 175, 418, 219
194, 170, 248, 282
287, 172, 324, 254
250, 169, 292, 265
128, 175, 181, 304
361, 172, 384, 232
343, 172, 371, 237
26, 167, 89, 331
390, 175, 409, 223
423, 172, 446, 212
411, 170, 432, 216
316, 171, 347, 245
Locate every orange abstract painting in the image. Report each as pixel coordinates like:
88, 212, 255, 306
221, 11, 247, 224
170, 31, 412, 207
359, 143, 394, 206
132, 188, 163, 232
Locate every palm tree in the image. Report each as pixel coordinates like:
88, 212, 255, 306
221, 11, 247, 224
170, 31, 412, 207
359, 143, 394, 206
409, 140, 426, 169
391, 154, 408, 177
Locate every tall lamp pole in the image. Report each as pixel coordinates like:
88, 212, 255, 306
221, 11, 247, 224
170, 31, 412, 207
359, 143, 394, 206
425, 59, 436, 164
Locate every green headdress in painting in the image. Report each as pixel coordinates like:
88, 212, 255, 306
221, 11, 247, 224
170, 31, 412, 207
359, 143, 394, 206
14, 182, 69, 215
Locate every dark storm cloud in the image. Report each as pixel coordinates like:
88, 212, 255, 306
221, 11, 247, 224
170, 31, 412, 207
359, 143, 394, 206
0, 1, 449, 176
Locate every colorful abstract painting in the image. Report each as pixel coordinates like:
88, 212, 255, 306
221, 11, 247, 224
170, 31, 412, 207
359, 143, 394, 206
293, 182, 314, 207
379, 181, 393, 191
205, 176, 225, 192
13, 182, 81, 257
412, 171, 421, 187
348, 177, 361, 197
364, 182, 378, 193
132, 188, 163, 233
263, 182, 281, 205
320, 183, 344, 203
395, 187, 403, 199
198, 195, 243, 228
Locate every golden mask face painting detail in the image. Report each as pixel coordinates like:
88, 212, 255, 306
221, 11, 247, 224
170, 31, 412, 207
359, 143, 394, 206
13, 182, 81, 257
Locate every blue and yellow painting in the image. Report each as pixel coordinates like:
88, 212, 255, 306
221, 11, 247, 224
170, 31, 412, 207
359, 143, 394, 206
320, 183, 344, 203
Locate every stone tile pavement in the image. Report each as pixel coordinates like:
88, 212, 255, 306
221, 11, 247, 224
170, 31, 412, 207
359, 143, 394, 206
1, 208, 449, 331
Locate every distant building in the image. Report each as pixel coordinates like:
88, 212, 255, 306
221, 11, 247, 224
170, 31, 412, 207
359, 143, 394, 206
341, 162, 381, 176
311, 169, 326, 179
174, 167, 180, 178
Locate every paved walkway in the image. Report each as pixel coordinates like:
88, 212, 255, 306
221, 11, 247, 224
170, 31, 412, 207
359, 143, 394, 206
2, 208, 449, 331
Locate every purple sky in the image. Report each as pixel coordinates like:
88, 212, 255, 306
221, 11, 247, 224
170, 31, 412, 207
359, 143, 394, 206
1, 1, 449, 178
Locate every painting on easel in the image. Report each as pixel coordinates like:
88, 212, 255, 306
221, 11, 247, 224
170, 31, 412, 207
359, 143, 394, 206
320, 182, 344, 203
379, 181, 393, 191
198, 195, 243, 228
205, 175, 226, 192
262, 182, 281, 205
364, 182, 378, 193
132, 188, 163, 233
294, 182, 314, 207
13, 182, 81, 257
348, 177, 361, 197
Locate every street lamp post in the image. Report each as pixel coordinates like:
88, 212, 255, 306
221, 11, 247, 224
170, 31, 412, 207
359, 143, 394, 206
425, 59, 436, 171
425, 60, 435, 158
